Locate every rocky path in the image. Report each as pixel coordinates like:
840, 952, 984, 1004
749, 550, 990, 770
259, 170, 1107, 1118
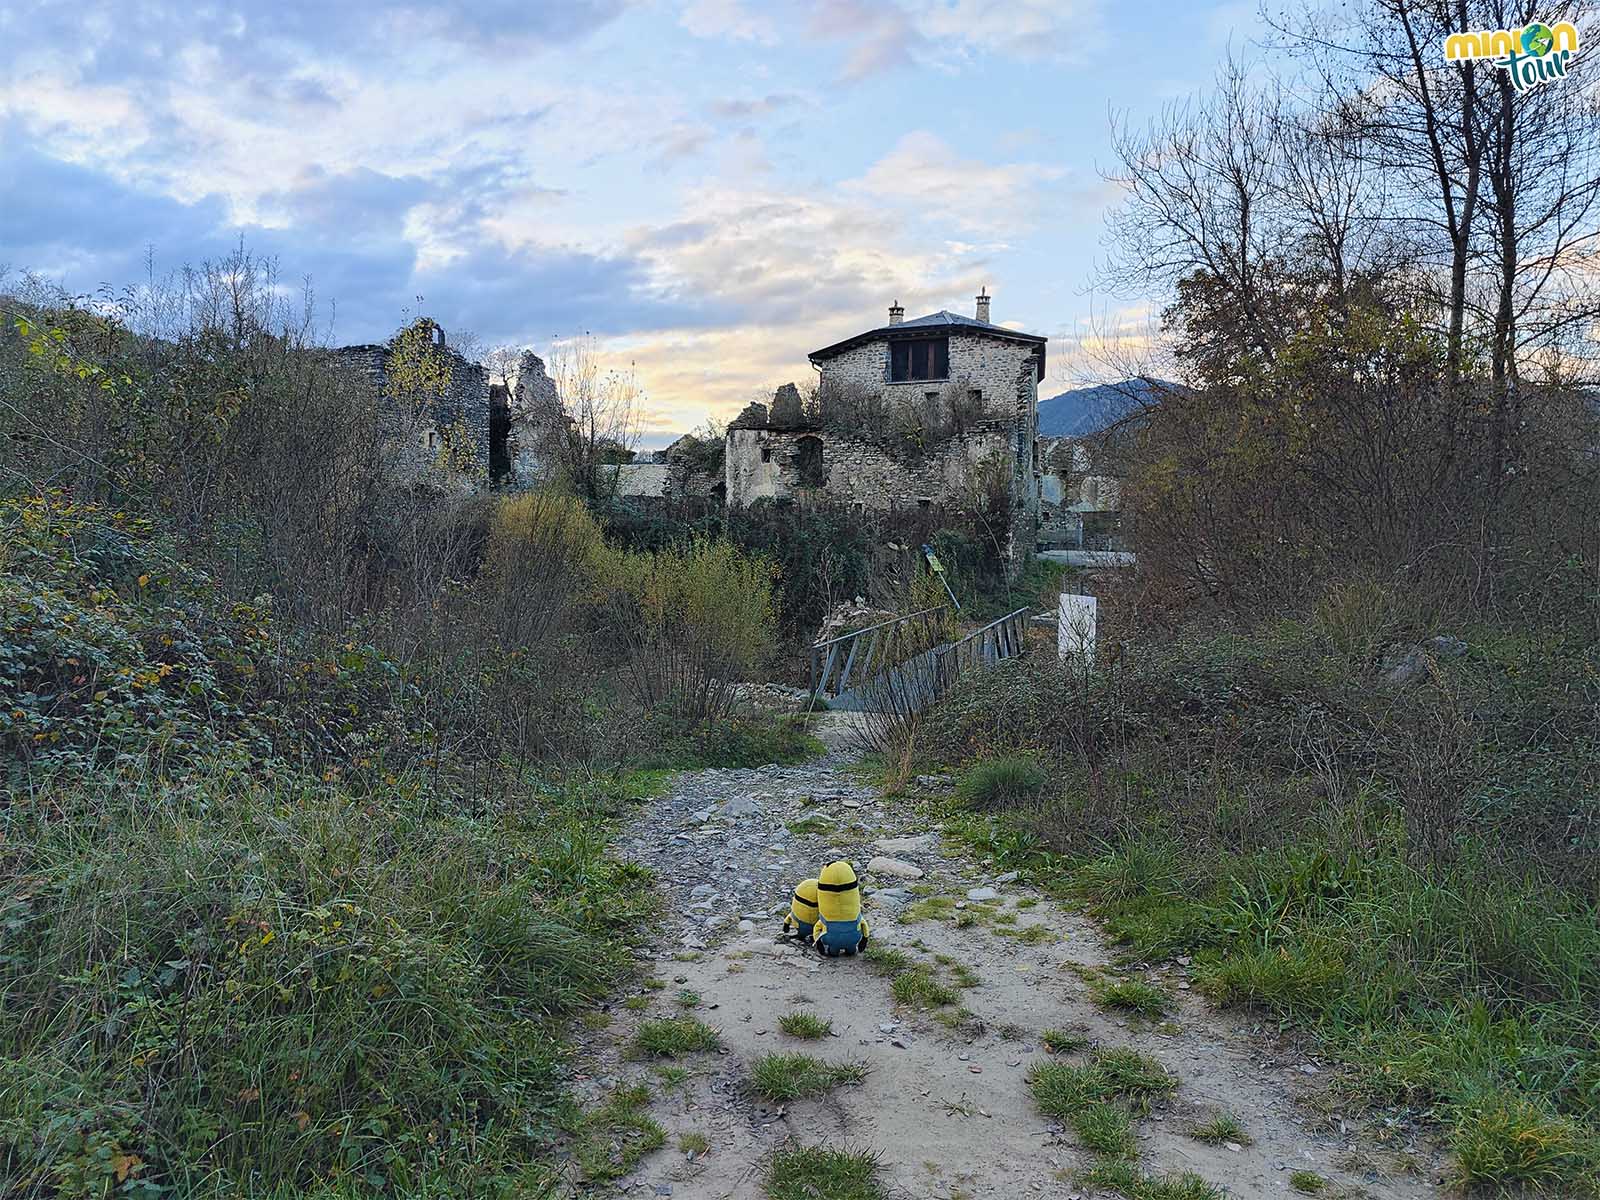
573, 716, 1445, 1199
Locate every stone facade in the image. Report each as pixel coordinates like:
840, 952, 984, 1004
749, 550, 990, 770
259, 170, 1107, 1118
334, 325, 491, 489
724, 297, 1046, 573
1038, 435, 1125, 551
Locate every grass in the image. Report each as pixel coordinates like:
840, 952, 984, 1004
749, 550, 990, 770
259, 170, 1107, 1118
786, 813, 832, 836
1072, 1101, 1138, 1156
1081, 1159, 1225, 1200
765, 1145, 885, 1200
922, 633, 1600, 1198
631, 1017, 721, 1058
902, 895, 958, 923
956, 754, 1051, 809
778, 1012, 833, 1040
1289, 1169, 1326, 1194
949, 963, 982, 988
1091, 978, 1171, 1019
863, 944, 914, 974
1189, 1113, 1251, 1146
995, 922, 1054, 944
1028, 1049, 1179, 1131
678, 1131, 710, 1156
655, 1065, 690, 1091
1448, 1090, 1600, 1192
676, 988, 702, 1008
749, 1053, 868, 1102
571, 1083, 666, 1182
891, 966, 959, 1009
1042, 1028, 1091, 1054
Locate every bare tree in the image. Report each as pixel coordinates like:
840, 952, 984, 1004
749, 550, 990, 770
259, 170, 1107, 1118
537, 334, 645, 506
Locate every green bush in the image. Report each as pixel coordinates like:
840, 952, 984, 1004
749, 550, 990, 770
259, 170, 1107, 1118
605, 537, 778, 721
0, 770, 651, 1196
956, 755, 1051, 809
0, 493, 429, 782
922, 615, 1600, 1193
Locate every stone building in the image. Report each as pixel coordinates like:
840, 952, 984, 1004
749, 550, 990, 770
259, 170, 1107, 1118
724, 291, 1046, 570
335, 321, 491, 489
1038, 436, 1125, 551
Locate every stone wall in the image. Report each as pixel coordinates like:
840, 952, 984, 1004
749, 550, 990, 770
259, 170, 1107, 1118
334, 337, 491, 489
726, 424, 1015, 510
817, 331, 1037, 424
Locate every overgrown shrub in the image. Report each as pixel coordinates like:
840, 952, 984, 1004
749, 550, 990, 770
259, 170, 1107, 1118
0, 769, 652, 1196
919, 614, 1600, 1193
956, 755, 1051, 809
604, 538, 778, 720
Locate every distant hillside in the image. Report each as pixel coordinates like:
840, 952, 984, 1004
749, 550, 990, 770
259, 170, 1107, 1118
1037, 378, 1168, 436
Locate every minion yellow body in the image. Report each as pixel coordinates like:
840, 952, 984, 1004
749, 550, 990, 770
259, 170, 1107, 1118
812, 860, 869, 957
782, 878, 820, 944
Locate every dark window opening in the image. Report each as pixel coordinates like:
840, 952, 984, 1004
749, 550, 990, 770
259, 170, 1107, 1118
489, 381, 512, 486
795, 435, 827, 489
890, 337, 948, 382
760, 446, 772, 463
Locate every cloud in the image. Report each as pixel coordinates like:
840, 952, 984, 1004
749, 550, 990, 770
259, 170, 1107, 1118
847, 131, 1068, 236
681, 0, 1103, 81
679, 0, 778, 44
0, 130, 716, 347
707, 92, 804, 121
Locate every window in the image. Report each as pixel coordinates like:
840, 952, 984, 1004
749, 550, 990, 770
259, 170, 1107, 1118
795, 435, 826, 488
760, 446, 772, 463
424, 429, 440, 452
889, 337, 948, 382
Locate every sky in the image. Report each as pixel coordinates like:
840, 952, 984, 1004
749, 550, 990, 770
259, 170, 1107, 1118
0, 0, 1252, 448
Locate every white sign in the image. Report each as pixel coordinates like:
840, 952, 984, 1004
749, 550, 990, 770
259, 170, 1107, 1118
1058, 593, 1097, 663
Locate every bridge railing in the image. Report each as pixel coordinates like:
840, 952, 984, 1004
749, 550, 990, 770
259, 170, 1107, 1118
810, 604, 1031, 711
809, 605, 948, 701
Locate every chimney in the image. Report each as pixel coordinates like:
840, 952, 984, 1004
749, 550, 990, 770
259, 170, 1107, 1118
975, 287, 991, 323
888, 300, 904, 325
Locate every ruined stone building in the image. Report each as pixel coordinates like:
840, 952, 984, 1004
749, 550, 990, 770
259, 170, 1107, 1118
1038, 437, 1125, 551
724, 291, 1046, 568
335, 321, 491, 488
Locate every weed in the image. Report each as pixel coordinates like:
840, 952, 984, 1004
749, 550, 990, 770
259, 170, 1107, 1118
1289, 1170, 1326, 1194
766, 1145, 885, 1200
631, 1018, 721, 1058
572, 1083, 666, 1182
778, 1012, 834, 1040
1189, 1113, 1250, 1145
679, 1131, 710, 1156
863, 945, 914, 974
1081, 1159, 1225, 1200
623, 994, 650, 1011
676, 989, 702, 1008
750, 1053, 868, 1102
787, 813, 832, 836
1092, 978, 1171, 1019
957, 755, 1052, 809
1072, 1101, 1138, 1157
1042, 1028, 1090, 1054
1449, 1091, 1599, 1193
892, 967, 958, 1009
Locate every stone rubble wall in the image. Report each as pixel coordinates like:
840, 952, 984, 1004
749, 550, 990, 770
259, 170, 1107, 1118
334, 342, 491, 489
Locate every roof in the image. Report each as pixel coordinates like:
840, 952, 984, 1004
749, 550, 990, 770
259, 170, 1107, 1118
808, 310, 1048, 365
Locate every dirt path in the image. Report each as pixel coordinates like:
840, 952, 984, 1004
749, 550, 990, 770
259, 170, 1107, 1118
574, 716, 1446, 1199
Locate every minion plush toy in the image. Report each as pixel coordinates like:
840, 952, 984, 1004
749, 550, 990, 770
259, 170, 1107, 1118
812, 860, 869, 957
782, 878, 820, 945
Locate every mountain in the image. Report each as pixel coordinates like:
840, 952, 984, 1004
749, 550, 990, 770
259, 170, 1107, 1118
1037, 377, 1169, 436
